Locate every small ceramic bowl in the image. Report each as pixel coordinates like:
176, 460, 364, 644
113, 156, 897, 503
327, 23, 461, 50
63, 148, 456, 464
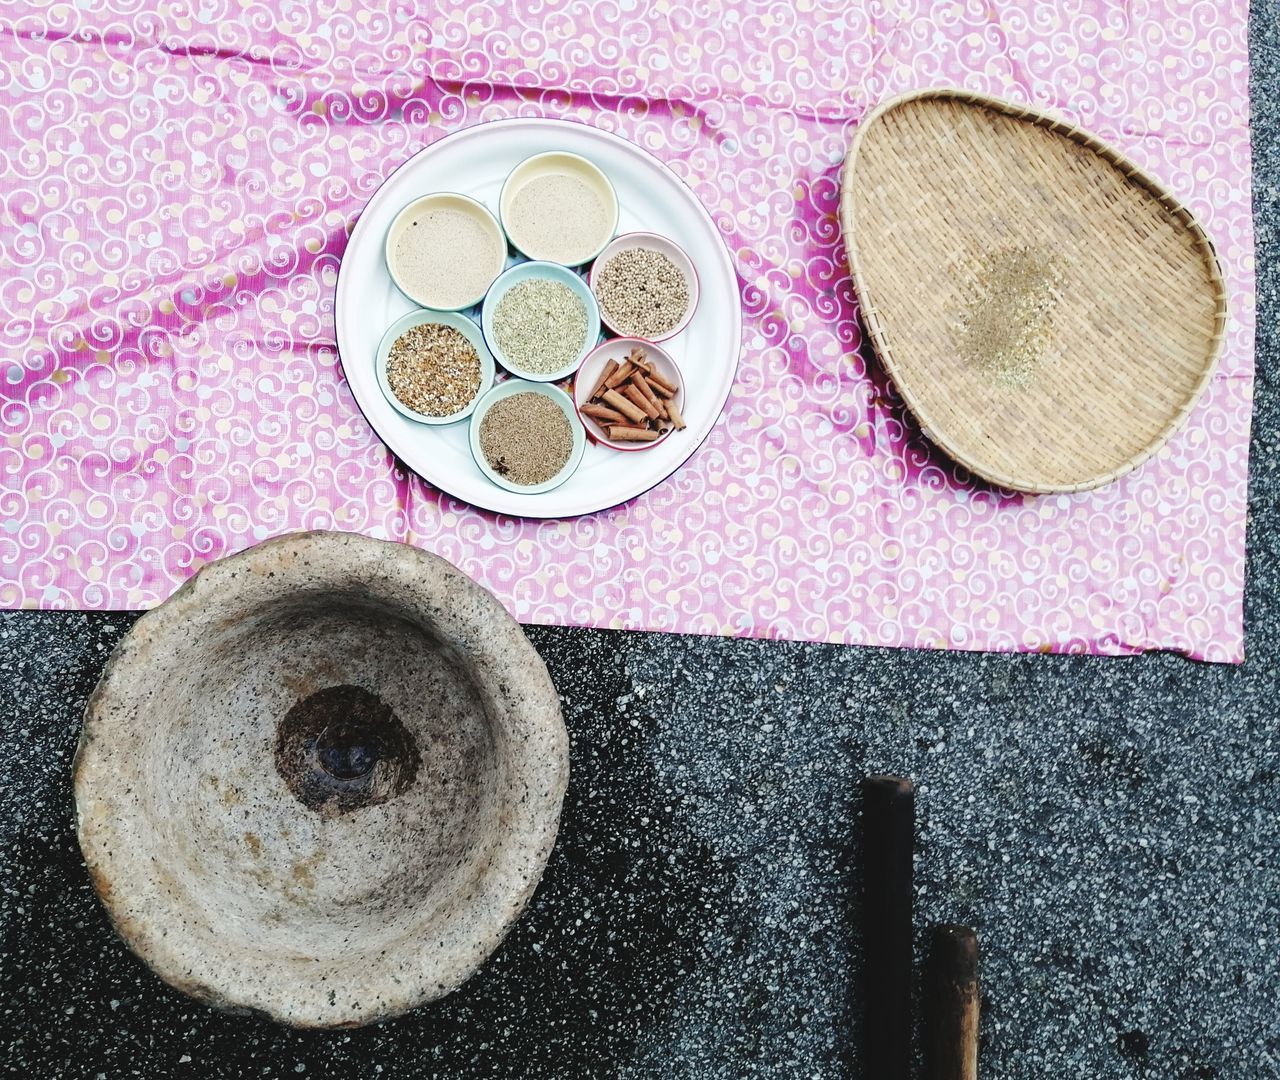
376, 309, 496, 425
385, 192, 506, 311
469, 379, 586, 494
589, 232, 700, 342
573, 337, 687, 453
499, 151, 619, 267
481, 261, 601, 383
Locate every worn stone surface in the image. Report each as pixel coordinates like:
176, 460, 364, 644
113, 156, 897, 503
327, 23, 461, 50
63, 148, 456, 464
1, 7, 1277, 1079
69, 531, 568, 1030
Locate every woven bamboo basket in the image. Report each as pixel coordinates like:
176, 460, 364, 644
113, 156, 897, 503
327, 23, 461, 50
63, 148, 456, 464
839, 88, 1228, 493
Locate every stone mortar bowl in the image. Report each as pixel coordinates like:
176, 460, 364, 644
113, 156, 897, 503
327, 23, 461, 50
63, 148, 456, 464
73, 531, 568, 1027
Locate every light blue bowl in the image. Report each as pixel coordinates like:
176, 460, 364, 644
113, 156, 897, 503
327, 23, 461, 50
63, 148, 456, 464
469, 380, 586, 494
375, 309, 496, 425
481, 261, 602, 383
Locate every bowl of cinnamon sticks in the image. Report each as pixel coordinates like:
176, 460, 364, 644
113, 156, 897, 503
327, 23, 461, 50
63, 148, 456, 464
573, 338, 687, 452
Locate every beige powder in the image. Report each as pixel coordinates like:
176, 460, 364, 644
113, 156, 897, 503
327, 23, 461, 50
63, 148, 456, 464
506, 174, 611, 265
391, 208, 503, 308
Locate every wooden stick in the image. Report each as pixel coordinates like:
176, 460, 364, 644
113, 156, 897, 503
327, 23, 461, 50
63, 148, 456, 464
587, 359, 619, 402
862, 775, 915, 1080
924, 925, 980, 1080
601, 389, 646, 424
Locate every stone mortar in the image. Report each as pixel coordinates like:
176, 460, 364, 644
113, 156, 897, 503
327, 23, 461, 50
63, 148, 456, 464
72, 531, 569, 1028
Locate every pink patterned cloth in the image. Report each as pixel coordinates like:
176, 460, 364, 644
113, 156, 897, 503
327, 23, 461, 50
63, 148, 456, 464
1, 1, 1254, 661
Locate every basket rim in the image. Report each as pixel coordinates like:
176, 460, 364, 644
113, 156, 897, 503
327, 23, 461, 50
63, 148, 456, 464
838, 86, 1230, 495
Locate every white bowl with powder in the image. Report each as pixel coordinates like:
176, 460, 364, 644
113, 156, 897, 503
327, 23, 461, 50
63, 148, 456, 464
468, 380, 586, 495
499, 152, 619, 267
385, 192, 507, 311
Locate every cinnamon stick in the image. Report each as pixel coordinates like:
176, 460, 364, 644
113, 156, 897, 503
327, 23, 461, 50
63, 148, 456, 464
643, 367, 678, 395
582, 404, 625, 424
609, 426, 661, 442
630, 372, 666, 418
604, 361, 636, 389
588, 359, 619, 402
665, 399, 686, 430
621, 383, 660, 420
601, 389, 646, 424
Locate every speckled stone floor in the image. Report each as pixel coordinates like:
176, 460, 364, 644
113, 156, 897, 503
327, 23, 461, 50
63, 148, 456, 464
3, 8, 1278, 1080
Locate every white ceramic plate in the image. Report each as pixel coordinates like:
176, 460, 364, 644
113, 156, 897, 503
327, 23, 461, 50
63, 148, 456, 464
335, 118, 741, 519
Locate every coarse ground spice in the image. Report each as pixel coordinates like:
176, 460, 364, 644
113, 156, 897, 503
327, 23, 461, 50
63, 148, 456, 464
955, 245, 1063, 388
385, 323, 483, 417
478, 392, 574, 486
492, 278, 589, 374
594, 247, 691, 338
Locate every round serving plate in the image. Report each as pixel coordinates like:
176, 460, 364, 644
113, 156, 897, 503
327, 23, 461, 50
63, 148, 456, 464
335, 118, 741, 518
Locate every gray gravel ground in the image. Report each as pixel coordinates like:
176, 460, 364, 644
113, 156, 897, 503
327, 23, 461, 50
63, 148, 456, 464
2, 5, 1277, 1078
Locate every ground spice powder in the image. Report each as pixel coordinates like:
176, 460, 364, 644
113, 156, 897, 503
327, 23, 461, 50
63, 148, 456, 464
478, 392, 573, 486
386, 323, 483, 417
955, 245, 1063, 388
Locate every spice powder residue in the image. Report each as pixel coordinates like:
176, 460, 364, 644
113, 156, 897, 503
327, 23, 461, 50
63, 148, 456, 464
954, 245, 1063, 387
386, 323, 482, 417
479, 392, 574, 486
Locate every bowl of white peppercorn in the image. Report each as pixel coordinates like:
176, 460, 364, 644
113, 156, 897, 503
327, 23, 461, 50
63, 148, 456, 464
481, 261, 601, 383
375, 309, 496, 425
589, 232, 699, 342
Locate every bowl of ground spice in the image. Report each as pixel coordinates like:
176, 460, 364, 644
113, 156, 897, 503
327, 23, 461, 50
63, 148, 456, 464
469, 380, 586, 494
481, 261, 601, 383
384, 192, 507, 311
499, 151, 619, 267
376, 310, 495, 425
589, 232, 698, 341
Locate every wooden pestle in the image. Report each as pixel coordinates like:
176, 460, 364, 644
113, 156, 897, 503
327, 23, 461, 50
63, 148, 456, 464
924, 924, 980, 1080
861, 775, 915, 1080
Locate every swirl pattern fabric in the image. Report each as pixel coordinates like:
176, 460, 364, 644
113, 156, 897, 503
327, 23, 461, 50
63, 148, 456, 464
0, 1, 1254, 661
